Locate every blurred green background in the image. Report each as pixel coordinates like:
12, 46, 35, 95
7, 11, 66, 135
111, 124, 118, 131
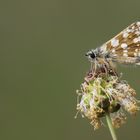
0, 0, 140, 140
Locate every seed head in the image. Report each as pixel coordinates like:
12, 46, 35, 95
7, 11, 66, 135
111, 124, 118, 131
76, 67, 139, 130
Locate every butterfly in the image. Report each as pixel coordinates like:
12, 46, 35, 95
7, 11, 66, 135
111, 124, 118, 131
86, 22, 140, 74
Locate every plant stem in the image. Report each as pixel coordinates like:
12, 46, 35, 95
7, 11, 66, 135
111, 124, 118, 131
106, 113, 118, 140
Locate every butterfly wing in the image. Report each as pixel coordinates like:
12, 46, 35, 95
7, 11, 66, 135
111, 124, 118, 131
100, 22, 140, 65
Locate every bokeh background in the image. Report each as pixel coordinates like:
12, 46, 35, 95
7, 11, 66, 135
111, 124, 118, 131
0, 0, 140, 140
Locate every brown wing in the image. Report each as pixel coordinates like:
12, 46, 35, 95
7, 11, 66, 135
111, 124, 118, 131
101, 22, 140, 65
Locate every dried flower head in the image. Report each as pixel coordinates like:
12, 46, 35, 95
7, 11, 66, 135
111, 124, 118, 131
76, 66, 139, 130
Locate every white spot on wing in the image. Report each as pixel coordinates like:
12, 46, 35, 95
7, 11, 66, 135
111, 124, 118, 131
133, 38, 139, 43
136, 62, 140, 65
123, 32, 129, 38
123, 53, 128, 57
131, 26, 135, 29
133, 37, 140, 43
111, 39, 119, 47
136, 21, 140, 26
100, 44, 107, 53
135, 31, 140, 35
113, 54, 117, 57
121, 43, 127, 49
123, 50, 128, 53
126, 29, 131, 32
111, 49, 115, 53
138, 36, 140, 41
134, 53, 137, 57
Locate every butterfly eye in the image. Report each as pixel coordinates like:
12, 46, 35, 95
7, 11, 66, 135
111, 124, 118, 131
90, 52, 96, 59
85, 51, 96, 60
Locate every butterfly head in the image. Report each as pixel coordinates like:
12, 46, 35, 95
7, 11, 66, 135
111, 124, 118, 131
85, 49, 98, 62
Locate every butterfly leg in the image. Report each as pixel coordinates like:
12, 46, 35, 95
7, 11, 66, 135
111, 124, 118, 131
104, 59, 118, 76
90, 60, 97, 77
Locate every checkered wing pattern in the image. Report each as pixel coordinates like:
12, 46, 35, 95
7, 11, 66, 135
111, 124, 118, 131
100, 22, 140, 65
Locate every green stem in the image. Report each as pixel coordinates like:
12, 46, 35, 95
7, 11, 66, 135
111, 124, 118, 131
106, 113, 118, 140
